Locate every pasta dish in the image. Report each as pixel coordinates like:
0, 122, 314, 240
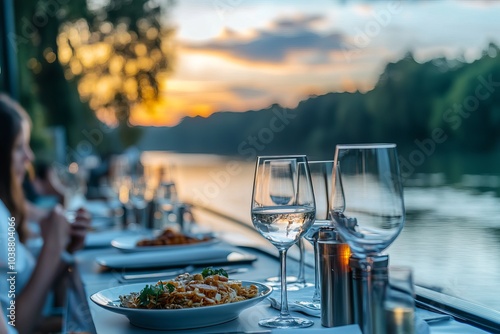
119, 268, 258, 309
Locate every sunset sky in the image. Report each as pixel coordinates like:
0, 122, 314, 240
129, 0, 500, 126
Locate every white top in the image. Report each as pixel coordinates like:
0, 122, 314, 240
0, 200, 35, 334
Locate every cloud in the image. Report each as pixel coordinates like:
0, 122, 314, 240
272, 14, 325, 31
182, 14, 347, 64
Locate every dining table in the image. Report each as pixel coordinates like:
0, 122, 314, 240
63, 200, 493, 334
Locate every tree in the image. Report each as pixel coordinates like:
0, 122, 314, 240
13, 0, 176, 159
58, 1, 175, 130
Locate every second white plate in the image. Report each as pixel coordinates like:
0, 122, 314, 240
111, 233, 219, 253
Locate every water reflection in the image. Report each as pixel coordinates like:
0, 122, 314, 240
388, 186, 500, 311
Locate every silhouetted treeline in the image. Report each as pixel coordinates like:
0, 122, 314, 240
139, 44, 500, 160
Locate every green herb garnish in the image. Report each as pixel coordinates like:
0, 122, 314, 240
138, 282, 172, 307
166, 282, 175, 293
201, 267, 228, 278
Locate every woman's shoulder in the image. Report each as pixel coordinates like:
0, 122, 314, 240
0, 200, 9, 215
0, 200, 14, 232
0, 200, 15, 243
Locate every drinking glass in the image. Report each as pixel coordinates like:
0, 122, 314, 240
54, 162, 87, 209
331, 143, 405, 333
297, 160, 335, 310
251, 156, 315, 328
385, 266, 415, 334
130, 176, 148, 228
156, 181, 179, 228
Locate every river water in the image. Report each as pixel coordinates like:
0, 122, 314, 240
143, 152, 500, 312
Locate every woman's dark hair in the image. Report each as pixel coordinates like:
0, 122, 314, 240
0, 93, 28, 242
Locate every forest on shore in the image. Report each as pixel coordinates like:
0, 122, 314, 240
139, 44, 500, 161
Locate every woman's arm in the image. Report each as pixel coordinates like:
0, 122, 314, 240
13, 206, 69, 334
66, 208, 91, 253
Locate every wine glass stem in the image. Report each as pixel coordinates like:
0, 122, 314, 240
312, 240, 320, 302
279, 248, 290, 317
297, 239, 305, 284
124, 204, 134, 228
139, 206, 147, 228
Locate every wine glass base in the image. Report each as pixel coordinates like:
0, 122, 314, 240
258, 316, 314, 329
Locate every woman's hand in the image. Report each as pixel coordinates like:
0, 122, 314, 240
66, 208, 91, 253
39, 204, 70, 253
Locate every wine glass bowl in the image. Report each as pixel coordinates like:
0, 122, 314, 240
303, 159, 335, 246
252, 206, 315, 247
156, 181, 179, 228
251, 156, 315, 328
331, 144, 405, 257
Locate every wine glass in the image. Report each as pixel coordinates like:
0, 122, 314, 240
156, 181, 179, 228
129, 176, 148, 228
297, 160, 335, 310
331, 143, 405, 334
251, 156, 315, 328
263, 165, 301, 287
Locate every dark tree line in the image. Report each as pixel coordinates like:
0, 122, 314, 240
139, 43, 500, 160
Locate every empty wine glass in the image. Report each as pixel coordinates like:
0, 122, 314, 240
251, 156, 315, 328
53, 162, 87, 209
130, 176, 148, 228
297, 160, 335, 310
331, 143, 405, 334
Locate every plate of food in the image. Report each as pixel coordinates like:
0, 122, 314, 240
111, 228, 219, 253
90, 268, 272, 330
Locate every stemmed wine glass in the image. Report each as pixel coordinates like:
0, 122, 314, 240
156, 181, 179, 228
297, 160, 335, 310
129, 176, 148, 228
251, 156, 316, 328
331, 143, 405, 334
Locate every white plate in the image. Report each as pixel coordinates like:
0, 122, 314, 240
111, 233, 219, 253
95, 247, 257, 269
84, 230, 138, 249
90, 280, 272, 330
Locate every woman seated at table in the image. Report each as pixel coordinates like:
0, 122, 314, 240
0, 93, 90, 333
